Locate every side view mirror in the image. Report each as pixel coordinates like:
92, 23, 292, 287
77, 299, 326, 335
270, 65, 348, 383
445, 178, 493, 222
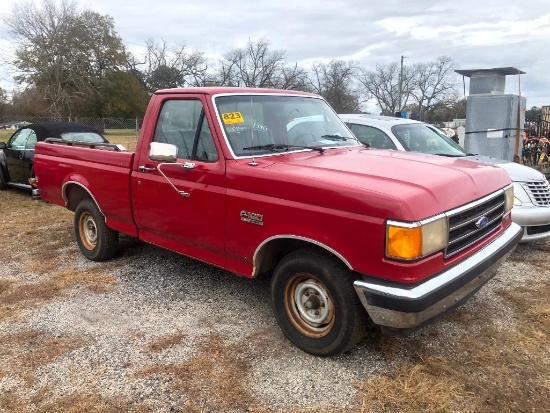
149, 142, 177, 163
0, 142, 6, 150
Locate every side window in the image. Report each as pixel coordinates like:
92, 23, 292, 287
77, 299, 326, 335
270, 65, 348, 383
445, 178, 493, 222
153, 99, 218, 162
8, 129, 32, 149
195, 117, 218, 162
348, 123, 369, 144
25, 131, 37, 150
349, 124, 396, 149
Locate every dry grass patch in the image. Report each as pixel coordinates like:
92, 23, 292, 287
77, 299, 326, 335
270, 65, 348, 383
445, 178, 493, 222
33, 392, 153, 413
357, 361, 462, 412
0, 329, 86, 386
0, 190, 74, 275
0, 392, 27, 413
357, 278, 550, 413
0, 191, 119, 320
136, 332, 262, 412
0, 391, 153, 413
0, 280, 14, 294
0, 267, 116, 322
146, 330, 186, 353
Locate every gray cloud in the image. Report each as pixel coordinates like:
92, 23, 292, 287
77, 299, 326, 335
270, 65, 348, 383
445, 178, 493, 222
1, 0, 549, 106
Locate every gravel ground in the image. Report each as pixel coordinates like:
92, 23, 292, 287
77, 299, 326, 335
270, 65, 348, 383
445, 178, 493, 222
0, 227, 548, 412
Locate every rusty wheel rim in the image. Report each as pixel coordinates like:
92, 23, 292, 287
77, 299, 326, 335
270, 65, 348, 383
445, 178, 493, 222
283, 272, 335, 338
78, 212, 97, 251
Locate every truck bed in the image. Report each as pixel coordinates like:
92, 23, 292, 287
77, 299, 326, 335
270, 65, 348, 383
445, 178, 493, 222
34, 142, 137, 236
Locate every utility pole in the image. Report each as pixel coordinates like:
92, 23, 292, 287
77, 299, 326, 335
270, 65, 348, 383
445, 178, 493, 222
397, 55, 405, 116
514, 69, 522, 163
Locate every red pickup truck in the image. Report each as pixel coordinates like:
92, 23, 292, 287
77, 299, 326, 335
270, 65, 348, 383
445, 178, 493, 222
34, 87, 522, 356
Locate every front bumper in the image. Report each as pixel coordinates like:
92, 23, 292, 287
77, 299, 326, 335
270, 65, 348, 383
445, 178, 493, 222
511, 204, 550, 242
353, 223, 523, 335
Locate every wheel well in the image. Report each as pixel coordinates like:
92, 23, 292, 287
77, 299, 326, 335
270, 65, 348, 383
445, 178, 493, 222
254, 238, 351, 277
65, 184, 93, 212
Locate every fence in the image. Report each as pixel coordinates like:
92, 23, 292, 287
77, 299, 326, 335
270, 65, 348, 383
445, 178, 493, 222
0, 115, 143, 150
0, 115, 142, 133
525, 107, 550, 139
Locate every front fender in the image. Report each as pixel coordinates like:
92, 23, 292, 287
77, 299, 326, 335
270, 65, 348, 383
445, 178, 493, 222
251, 234, 353, 278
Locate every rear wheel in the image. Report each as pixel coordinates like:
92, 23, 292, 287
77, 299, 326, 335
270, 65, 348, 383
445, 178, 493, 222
74, 198, 118, 261
271, 249, 368, 356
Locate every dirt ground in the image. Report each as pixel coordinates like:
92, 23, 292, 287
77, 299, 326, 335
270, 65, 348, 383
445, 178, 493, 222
0, 188, 549, 413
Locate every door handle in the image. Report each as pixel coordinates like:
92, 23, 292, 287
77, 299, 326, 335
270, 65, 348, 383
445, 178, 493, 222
138, 165, 156, 172
182, 162, 196, 169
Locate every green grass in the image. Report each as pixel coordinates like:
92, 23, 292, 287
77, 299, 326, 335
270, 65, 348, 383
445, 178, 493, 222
0, 130, 14, 141
104, 128, 139, 137
106, 135, 139, 151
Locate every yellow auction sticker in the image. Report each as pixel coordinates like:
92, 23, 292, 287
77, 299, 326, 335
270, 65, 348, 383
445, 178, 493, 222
221, 112, 244, 124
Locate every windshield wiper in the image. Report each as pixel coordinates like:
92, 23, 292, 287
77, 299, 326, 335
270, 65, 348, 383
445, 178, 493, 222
242, 143, 324, 153
432, 153, 465, 157
320, 134, 351, 141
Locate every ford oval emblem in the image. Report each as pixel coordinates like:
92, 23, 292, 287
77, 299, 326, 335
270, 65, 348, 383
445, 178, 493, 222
475, 216, 489, 229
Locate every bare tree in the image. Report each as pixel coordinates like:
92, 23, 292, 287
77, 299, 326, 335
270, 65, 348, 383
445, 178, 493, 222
128, 39, 208, 93
357, 56, 458, 119
410, 56, 458, 121
4, 0, 126, 117
277, 63, 310, 91
358, 62, 416, 115
9, 86, 50, 116
216, 38, 308, 89
307, 60, 360, 113
0, 88, 7, 118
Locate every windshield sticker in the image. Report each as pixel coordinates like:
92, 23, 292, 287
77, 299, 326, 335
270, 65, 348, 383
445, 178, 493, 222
222, 112, 244, 125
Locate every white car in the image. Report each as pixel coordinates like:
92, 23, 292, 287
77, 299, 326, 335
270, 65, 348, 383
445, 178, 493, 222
339, 113, 550, 242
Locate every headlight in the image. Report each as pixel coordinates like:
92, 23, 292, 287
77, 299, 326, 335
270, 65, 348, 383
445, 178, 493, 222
386, 215, 448, 261
503, 185, 514, 213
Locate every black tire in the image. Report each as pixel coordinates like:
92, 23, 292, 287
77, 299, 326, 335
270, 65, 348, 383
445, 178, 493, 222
74, 198, 119, 261
270, 249, 368, 357
0, 168, 7, 190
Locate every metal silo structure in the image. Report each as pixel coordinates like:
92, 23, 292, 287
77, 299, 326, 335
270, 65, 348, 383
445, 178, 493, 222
455, 67, 526, 162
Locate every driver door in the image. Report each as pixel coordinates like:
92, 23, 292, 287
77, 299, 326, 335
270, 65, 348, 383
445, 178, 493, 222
4, 128, 37, 185
132, 96, 227, 267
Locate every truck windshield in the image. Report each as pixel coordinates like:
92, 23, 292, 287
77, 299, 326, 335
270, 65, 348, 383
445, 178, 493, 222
214, 94, 359, 157
392, 123, 467, 157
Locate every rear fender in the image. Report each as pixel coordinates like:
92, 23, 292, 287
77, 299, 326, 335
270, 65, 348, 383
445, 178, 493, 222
62, 180, 101, 214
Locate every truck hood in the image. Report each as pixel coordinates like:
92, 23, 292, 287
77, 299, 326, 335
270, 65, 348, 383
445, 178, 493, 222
460, 155, 545, 182
230, 147, 511, 221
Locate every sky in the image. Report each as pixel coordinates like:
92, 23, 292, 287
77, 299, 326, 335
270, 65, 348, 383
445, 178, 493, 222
0, 0, 549, 112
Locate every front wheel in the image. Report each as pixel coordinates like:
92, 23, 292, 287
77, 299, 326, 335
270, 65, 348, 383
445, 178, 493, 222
74, 198, 119, 261
271, 249, 368, 356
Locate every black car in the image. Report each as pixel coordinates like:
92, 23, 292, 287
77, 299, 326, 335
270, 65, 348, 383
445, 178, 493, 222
0, 122, 108, 190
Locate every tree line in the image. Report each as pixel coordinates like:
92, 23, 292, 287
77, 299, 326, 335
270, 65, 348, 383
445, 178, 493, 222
0, 0, 465, 122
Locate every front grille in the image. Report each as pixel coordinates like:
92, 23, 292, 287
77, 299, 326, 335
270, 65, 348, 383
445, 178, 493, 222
526, 224, 550, 235
522, 180, 550, 206
445, 190, 505, 257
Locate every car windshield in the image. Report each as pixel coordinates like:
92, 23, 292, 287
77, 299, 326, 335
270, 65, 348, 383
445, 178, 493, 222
61, 131, 105, 143
214, 94, 359, 157
391, 123, 467, 157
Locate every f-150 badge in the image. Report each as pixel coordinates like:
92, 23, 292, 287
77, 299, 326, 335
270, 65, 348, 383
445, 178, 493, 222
240, 211, 263, 226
